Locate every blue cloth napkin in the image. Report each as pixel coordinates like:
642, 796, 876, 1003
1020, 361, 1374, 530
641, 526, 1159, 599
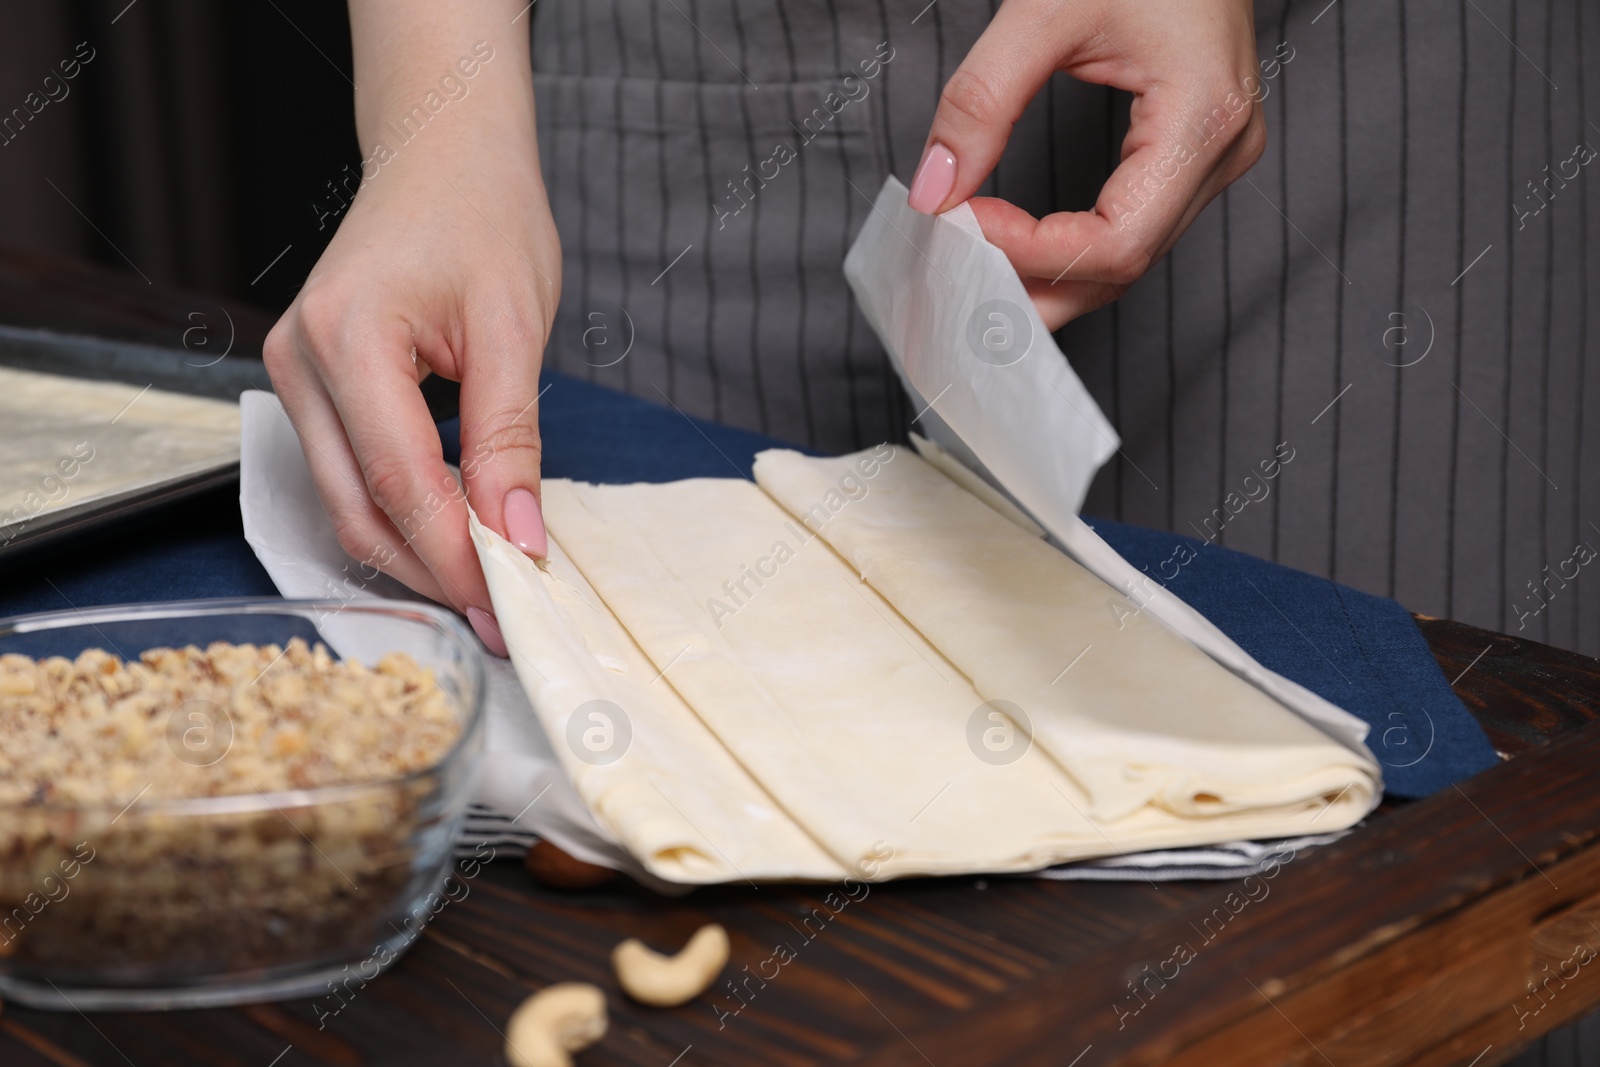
0, 371, 1496, 799
0, 496, 279, 616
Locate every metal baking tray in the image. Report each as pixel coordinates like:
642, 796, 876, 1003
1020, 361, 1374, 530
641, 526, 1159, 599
0, 324, 273, 560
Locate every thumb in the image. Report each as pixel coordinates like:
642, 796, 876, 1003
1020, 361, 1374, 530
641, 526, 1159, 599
907, 0, 1068, 214
458, 311, 548, 559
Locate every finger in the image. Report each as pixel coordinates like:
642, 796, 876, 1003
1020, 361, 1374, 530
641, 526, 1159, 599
288, 387, 508, 656
968, 89, 1263, 287
456, 292, 548, 559
908, 0, 1071, 213
316, 316, 495, 617
1000, 130, 1245, 331
1023, 276, 1127, 333
266, 345, 455, 606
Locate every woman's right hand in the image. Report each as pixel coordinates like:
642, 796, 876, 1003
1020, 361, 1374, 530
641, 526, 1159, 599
264, 1, 558, 652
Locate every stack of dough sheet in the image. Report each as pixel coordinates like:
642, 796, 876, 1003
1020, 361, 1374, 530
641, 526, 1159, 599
470, 445, 1380, 884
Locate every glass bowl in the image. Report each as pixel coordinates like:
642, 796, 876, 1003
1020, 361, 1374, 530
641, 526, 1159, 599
0, 598, 485, 1011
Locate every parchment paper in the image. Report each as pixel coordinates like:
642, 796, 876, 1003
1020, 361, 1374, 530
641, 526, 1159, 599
237, 391, 648, 878
844, 177, 1371, 755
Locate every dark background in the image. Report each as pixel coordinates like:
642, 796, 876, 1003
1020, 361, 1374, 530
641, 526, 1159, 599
0, 0, 360, 317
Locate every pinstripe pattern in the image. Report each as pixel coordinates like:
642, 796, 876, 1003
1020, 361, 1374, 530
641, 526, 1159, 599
1538, 0, 1552, 639
779, 0, 817, 443
528, 0, 1600, 664
1106, 90, 1125, 522
1270, 0, 1291, 563
650, 3, 675, 400
1575, 0, 1591, 655
1161, 257, 1178, 530
691, 2, 723, 423
1499, 0, 1517, 633
1446, 0, 1467, 620
1390, 1, 1408, 596
611, 0, 634, 393
1329, 0, 1349, 586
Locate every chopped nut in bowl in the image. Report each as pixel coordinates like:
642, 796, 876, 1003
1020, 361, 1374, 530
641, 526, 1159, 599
0, 598, 485, 1011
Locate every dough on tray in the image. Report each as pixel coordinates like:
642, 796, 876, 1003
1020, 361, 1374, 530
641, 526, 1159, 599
471, 446, 1379, 884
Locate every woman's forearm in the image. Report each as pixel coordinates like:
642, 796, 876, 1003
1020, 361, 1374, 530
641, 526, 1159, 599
346, 0, 536, 160
261, 0, 559, 629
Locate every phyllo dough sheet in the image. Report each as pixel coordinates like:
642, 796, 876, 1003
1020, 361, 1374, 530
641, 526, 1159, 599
471, 446, 1380, 884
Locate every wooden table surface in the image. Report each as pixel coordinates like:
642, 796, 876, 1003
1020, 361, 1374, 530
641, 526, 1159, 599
1, 617, 1595, 1067
2, 249, 1598, 1067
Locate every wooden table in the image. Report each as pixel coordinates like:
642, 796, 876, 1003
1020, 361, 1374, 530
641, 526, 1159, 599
2, 618, 1595, 1067
2, 249, 1598, 1066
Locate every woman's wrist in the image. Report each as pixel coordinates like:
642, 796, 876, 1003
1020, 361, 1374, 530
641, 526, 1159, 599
347, 0, 535, 160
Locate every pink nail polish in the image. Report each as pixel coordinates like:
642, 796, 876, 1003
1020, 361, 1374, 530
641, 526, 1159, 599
908, 142, 957, 214
466, 606, 508, 658
504, 487, 547, 558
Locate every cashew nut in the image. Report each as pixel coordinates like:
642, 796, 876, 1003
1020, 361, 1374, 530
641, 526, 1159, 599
612, 923, 730, 1007
504, 982, 607, 1067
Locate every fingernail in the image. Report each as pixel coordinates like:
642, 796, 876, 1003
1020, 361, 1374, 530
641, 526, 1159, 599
466, 606, 508, 658
504, 487, 547, 558
908, 142, 957, 214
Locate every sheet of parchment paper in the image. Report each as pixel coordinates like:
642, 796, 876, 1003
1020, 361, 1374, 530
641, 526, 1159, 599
236, 391, 646, 879
843, 177, 1371, 754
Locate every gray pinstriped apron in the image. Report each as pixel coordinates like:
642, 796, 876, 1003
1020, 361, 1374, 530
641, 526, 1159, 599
529, 0, 1600, 660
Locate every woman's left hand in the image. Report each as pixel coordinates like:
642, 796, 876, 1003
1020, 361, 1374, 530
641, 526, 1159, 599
908, 0, 1267, 330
